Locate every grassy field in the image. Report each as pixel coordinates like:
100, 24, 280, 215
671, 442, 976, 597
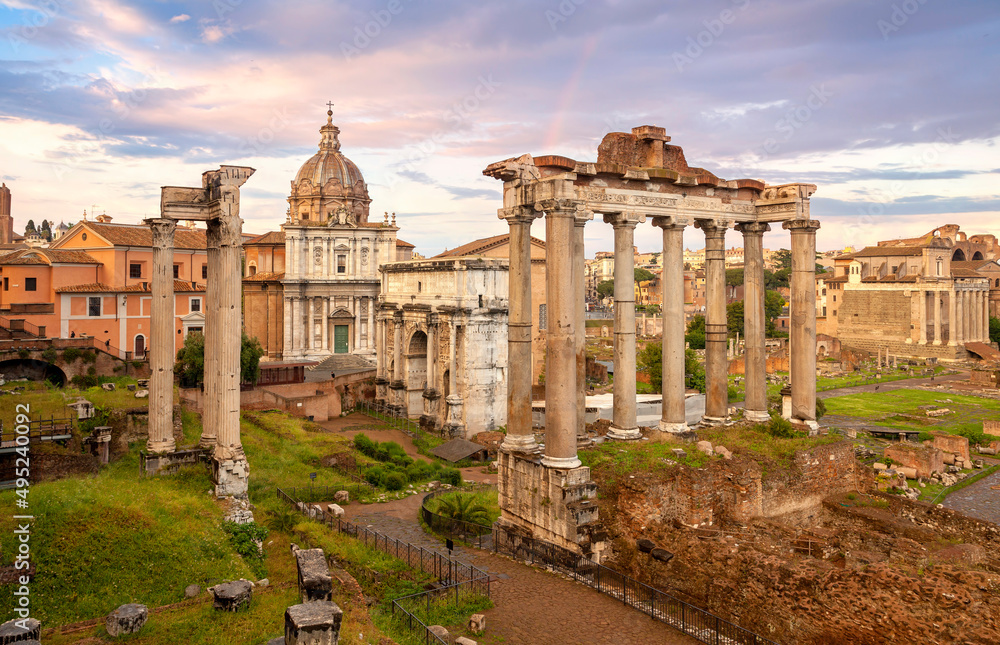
822, 388, 1000, 436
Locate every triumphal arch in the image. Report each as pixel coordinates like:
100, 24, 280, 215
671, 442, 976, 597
485, 126, 819, 558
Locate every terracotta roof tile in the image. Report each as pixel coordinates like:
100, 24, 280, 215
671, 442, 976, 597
396, 239, 415, 248
55, 280, 205, 293
244, 271, 284, 282
0, 248, 101, 265
64, 222, 208, 249
245, 231, 285, 245
434, 233, 546, 258
849, 246, 925, 258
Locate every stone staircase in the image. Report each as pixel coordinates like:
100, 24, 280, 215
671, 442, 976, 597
308, 353, 376, 375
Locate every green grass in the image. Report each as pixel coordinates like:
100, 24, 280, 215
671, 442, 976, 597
698, 423, 843, 466
581, 438, 711, 478
822, 389, 1000, 437
426, 489, 501, 524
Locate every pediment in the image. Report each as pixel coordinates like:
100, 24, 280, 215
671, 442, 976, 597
330, 307, 354, 319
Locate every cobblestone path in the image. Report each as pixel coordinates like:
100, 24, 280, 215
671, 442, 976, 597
942, 467, 1000, 524
345, 497, 699, 645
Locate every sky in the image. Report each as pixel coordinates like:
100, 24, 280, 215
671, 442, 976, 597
0, 0, 998, 257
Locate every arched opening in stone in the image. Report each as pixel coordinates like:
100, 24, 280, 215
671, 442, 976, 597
972, 251, 985, 261
406, 331, 428, 417
0, 358, 66, 387
952, 248, 967, 261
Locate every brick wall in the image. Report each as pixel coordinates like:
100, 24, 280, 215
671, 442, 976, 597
885, 444, 943, 478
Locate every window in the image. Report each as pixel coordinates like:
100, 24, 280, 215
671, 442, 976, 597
248, 264, 257, 276
539, 303, 547, 330
188, 326, 202, 336
173, 265, 180, 279
833, 295, 837, 302
3, 278, 7, 291
130, 263, 142, 278
82, 233, 87, 241
88, 297, 101, 317
190, 297, 202, 313
822, 306, 827, 316
822, 288, 827, 295
202, 264, 208, 280
24, 278, 35, 292
337, 255, 347, 274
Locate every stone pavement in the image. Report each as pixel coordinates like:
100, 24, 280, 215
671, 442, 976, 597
942, 467, 1000, 524
344, 496, 699, 645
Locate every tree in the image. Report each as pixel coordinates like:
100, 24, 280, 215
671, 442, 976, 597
765, 290, 786, 336
597, 280, 615, 299
991, 317, 1000, 345
725, 268, 744, 287
175, 331, 264, 387
634, 267, 655, 283
39, 220, 51, 241
727, 300, 744, 339
685, 314, 706, 349
638, 343, 705, 393
24, 219, 35, 237
772, 249, 792, 270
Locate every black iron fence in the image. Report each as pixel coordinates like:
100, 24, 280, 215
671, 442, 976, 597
492, 528, 779, 645
354, 400, 422, 436
390, 578, 488, 645
0, 416, 74, 445
420, 485, 497, 550
283, 480, 375, 504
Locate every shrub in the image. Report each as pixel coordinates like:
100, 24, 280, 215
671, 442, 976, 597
70, 374, 98, 388
375, 445, 391, 462
131, 361, 143, 369
385, 472, 406, 491
917, 432, 935, 444
406, 461, 436, 482
353, 433, 378, 458
81, 350, 97, 364
815, 398, 827, 420
767, 415, 798, 439
41, 347, 57, 363
221, 521, 269, 561
441, 468, 462, 487
364, 465, 386, 487
17, 349, 29, 359
62, 347, 81, 363
87, 366, 97, 376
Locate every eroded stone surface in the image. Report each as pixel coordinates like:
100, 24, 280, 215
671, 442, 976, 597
106, 603, 148, 636
284, 601, 343, 645
0, 617, 40, 642
294, 547, 333, 602
211, 579, 253, 612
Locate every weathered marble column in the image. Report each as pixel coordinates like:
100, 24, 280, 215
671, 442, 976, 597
210, 181, 251, 496
918, 290, 928, 344
540, 199, 584, 468
606, 211, 645, 440
282, 297, 292, 360
147, 218, 177, 454
574, 211, 589, 442
956, 289, 965, 345
948, 288, 958, 346
783, 219, 820, 430
354, 296, 362, 351
737, 221, 771, 423
981, 289, 989, 342
697, 219, 729, 424
321, 298, 330, 352
653, 218, 689, 434
933, 291, 943, 345
392, 313, 403, 382
499, 206, 540, 453
201, 222, 221, 448
366, 298, 374, 351
444, 321, 464, 435
426, 315, 438, 390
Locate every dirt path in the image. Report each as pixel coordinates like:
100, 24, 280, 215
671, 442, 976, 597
816, 371, 967, 399
942, 467, 1000, 524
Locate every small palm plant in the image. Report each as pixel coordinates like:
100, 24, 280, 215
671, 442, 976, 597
432, 492, 491, 529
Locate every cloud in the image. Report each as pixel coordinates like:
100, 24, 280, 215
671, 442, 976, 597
169, 14, 190, 23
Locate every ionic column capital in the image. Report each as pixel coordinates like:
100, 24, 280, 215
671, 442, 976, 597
651, 216, 690, 231
498, 205, 541, 225
782, 219, 821, 233
735, 221, 771, 236
603, 210, 646, 229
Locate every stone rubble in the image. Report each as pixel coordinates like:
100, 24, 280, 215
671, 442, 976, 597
105, 603, 148, 636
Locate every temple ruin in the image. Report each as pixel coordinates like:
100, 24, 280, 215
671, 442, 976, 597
145, 165, 254, 497
484, 125, 821, 557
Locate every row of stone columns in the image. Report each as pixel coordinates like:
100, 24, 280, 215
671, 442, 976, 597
501, 203, 822, 464
379, 313, 462, 411
915, 288, 990, 345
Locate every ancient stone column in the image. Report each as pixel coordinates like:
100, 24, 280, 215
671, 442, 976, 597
653, 218, 688, 434
210, 205, 249, 496
354, 296, 362, 351
201, 222, 221, 448
574, 212, 588, 442
282, 297, 292, 360
737, 221, 771, 423
444, 320, 465, 436
981, 289, 989, 342
540, 199, 584, 468
321, 299, 330, 352
918, 290, 928, 344
392, 313, 403, 381
499, 207, 540, 453
783, 219, 820, 430
367, 298, 374, 351
948, 288, 958, 346
933, 291, 943, 345
426, 315, 437, 391
605, 211, 645, 440
956, 289, 965, 345
147, 218, 177, 454
697, 219, 729, 424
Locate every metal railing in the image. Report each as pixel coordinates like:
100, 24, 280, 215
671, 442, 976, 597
0, 415, 74, 445
390, 578, 488, 645
0, 316, 44, 338
420, 485, 497, 550
492, 528, 779, 645
284, 480, 375, 504
354, 399, 422, 436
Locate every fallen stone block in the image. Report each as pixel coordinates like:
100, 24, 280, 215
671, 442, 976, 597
0, 617, 40, 642
295, 548, 333, 602
134, 389, 149, 399
211, 579, 253, 611
328, 503, 345, 519
650, 548, 674, 563
456, 638, 478, 645
671, 448, 687, 460
106, 603, 148, 636
101, 382, 116, 391
428, 626, 449, 640
184, 583, 201, 598
285, 600, 343, 645
469, 613, 486, 633
695, 440, 714, 456
257, 578, 270, 587
636, 538, 656, 553
873, 462, 887, 471
127, 383, 137, 391
333, 490, 349, 504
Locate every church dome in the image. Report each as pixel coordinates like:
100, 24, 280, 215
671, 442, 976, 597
288, 107, 371, 225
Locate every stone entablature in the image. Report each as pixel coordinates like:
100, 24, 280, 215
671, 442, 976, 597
376, 257, 509, 437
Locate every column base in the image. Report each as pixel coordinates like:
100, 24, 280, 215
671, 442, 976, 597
932, 340, 942, 346
743, 409, 771, 423
607, 425, 642, 441
541, 455, 582, 470
199, 435, 217, 450
213, 454, 250, 498
146, 438, 176, 455
700, 415, 728, 427
792, 418, 820, 435
501, 434, 541, 454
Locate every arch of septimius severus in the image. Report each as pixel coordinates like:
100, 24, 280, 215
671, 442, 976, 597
485, 126, 820, 558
